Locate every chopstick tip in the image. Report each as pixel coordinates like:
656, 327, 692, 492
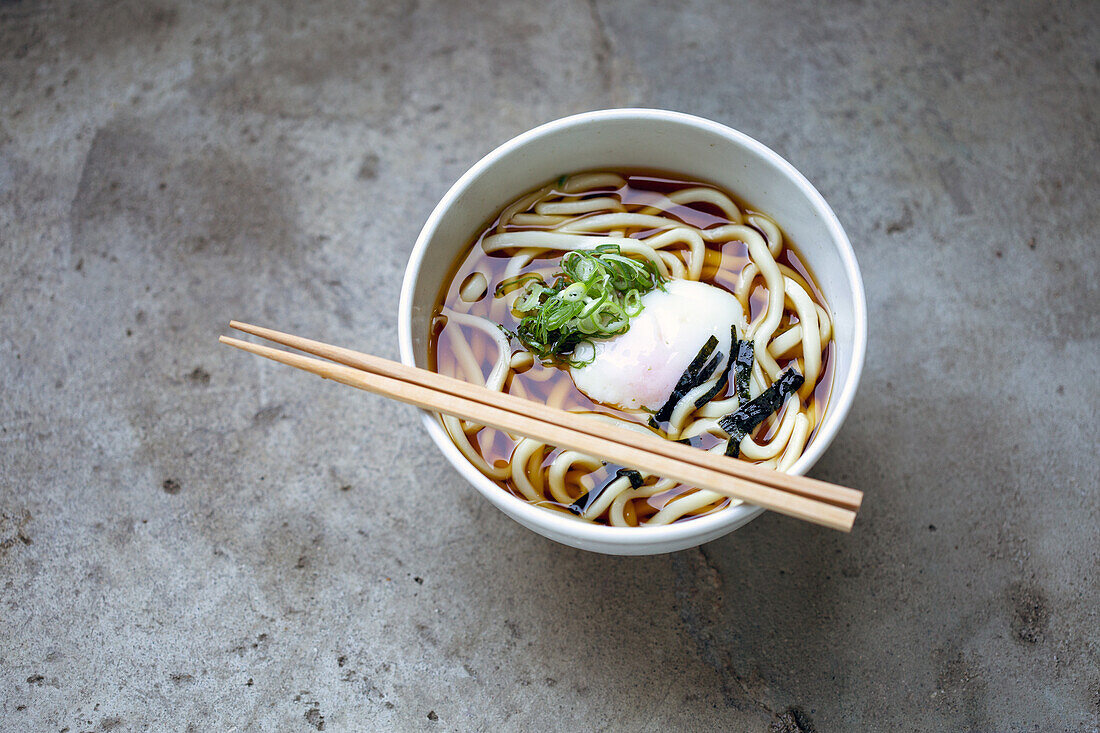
219, 334, 249, 348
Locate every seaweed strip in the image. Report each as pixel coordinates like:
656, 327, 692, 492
653, 335, 720, 422
723, 426, 747, 457
693, 326, 738, 408
720, 368, 805, 457
568, 468, 645, 516
733, 338, 754, 405
700, 351, 723, 384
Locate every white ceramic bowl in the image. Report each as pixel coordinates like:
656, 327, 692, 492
398, 109, 866, 555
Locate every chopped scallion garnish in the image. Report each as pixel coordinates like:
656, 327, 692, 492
500, 245, 665, 367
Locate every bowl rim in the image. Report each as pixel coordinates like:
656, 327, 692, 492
398, 107, 867, 548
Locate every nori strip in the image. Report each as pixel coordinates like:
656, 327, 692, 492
653, 335, 721, 422
720, 368, 805, 457
693, 326, 738, 408
568, 468, 645, 516
733, 338, 754, 405
723, 426, 747, 457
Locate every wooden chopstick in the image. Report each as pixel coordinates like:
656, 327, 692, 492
228, 321, 862, 513
220, 327, 861, 531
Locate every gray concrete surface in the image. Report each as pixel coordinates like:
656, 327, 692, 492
1, 0, 1097, 730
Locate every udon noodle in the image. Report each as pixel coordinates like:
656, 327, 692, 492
430, 171, 834, 527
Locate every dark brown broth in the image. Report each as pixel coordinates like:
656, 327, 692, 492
429, 171, 834, 525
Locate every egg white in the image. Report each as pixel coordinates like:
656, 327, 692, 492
569, 279, 745, 410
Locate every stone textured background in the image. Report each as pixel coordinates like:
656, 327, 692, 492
2, 1, 1097, 730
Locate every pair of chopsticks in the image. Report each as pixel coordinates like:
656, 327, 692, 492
220, 321, 862, 531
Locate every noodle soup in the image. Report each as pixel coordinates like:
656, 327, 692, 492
429, 171, 833, 527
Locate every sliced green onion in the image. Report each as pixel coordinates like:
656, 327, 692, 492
495, 273, 545, 298
499, 245, 665, 367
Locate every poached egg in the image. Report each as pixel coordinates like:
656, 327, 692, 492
569, 278, 744, 410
